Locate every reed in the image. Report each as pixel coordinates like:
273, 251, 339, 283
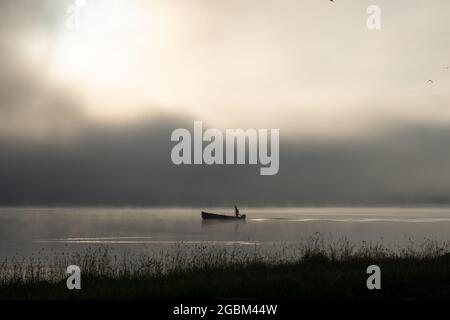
2, 235, 450, 299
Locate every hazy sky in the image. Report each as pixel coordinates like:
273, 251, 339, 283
1, 1, 450, 205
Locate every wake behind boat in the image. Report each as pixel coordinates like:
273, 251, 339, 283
201, 211, 246, 220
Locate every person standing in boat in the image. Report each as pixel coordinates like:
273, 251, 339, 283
234, 205, 240, 217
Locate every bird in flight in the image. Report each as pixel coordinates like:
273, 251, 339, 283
427, 80, 434, 84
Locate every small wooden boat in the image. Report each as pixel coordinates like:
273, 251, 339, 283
201, 211, 246, 220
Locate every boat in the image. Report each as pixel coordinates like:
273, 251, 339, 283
201, 211, 246, 220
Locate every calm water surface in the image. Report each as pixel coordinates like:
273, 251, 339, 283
1, 207, 450, 258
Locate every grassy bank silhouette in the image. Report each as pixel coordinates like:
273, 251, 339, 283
2, 236, 450, 299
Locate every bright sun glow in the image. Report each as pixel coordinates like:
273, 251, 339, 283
48, 0, 174, 119
55, 2, 143, 88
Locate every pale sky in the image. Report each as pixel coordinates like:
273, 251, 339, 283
2, 0, 450, 139
2, 1, 450, 205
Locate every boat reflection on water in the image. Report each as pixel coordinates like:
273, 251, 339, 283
201, 211, 247, 241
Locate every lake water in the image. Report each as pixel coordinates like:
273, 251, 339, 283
2, 207, 450, 259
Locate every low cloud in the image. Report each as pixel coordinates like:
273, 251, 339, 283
1, 115, 450, 206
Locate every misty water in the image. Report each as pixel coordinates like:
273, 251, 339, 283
2, 207, 450, 261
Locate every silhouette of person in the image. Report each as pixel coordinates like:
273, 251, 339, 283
234, 205, 240, 217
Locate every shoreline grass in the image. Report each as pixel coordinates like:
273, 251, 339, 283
2, 236, 450, 299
